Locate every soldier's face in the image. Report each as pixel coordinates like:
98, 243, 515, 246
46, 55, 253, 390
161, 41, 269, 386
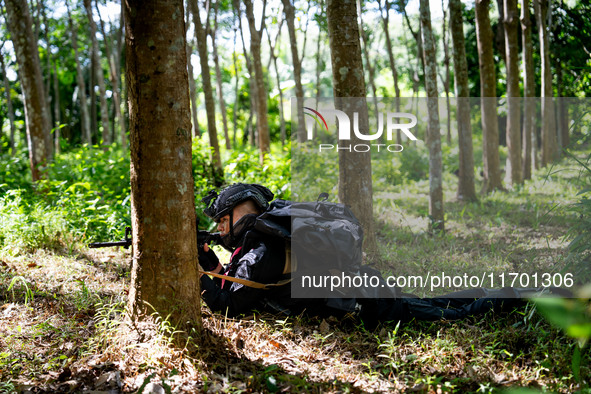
217, 215, 230, 235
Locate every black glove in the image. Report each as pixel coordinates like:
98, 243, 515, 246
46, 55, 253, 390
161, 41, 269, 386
198, 246, 220, 272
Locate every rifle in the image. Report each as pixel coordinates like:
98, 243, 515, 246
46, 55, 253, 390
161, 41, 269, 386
88, 219, 222, 249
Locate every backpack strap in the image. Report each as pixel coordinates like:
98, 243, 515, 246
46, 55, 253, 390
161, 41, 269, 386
199, 270, 292, 290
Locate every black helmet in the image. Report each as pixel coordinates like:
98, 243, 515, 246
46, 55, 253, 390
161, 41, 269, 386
202, 183, 274, 222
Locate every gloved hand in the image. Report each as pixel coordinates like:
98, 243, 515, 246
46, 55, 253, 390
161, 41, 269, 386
198, 244, 220, 272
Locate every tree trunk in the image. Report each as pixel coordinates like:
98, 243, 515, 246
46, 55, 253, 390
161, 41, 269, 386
420, 0, 445, 232
125, 0, 201, 327
534, 0, 557, 166
315, 1, 323, 100
232, 20, 239, 146
449, 0, 477, 202
211, 1, 231, 150
185, 5, 201, 138
503, 0, 523, 185
441, 0, 452, 144
66, 2, 92, 146
556, 64, 569, 149
234, 0, 257, 147
357, 0, 379, 117
495, 0, 507, 65
40, 0, 53, 131
118, 0, 126, 146
5, 0, 52, 180
326, 0, 377, 255
85, 0, 111, 147
52, 60, 61, 154
521, 0, 534, 180
90, 47, 98, 139
189, 0, 223, 176
281, 0, 307, 143
475, 0, 503, 193
244, 0, 271, 161
0, 51, 18, 156
378, 0, 400, 126
267, 20, 287, 146
96, 2, 125, 146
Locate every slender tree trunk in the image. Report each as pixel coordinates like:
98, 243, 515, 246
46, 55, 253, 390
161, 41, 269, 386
282, 0, 307, 143
534, 0, 557, 166
85, 0, 111, 146
96, 2, 125, 145
495, 0, 507, 65
420, 0, 444, 232
118, 0, 126, 146
66, 2, 92, 146
244, 0, 270, 161
210, 1, 231, 150
189, 0, 223, 176
185, 5, 201, 138
326, 0, 377, 255
521, 0, 534, 180
5, 0, 52, 180
52, 60, 61, 154
90, 47, 97, 139
235, 2, 257, 147
232, 22, 239, 146
315, 1, 323, 100
449, 0, 477, 201
357, 0, 379, 117
0, 51, 18, 156
267, 20, 287, 146
556, 64, 569, 149
40, 0, 53, 130
475, 0, 503, 193
441, 0, 451, 144
125, 0, 201, 327
503, 0, 523, 185
378, 0, 402, 144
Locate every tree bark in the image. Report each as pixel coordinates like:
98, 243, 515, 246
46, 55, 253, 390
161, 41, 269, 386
184, 4, 201, 138
52, 60, 61, 154
503, 0, 523, 185
232, 17, 239, 146
556, 63, 569, 149
85, 0, 111, 147
267, 20, 287, 146
475, 0, 503, 193
326, 0, 377, 255
441, 0, 451, 144
281, 0, 307, 143
357, 0, 379, 117
5, 0, 52, 180
420, 0, 445, 232
66, 2, 92, 146
244, 0, 271, 161
235, 0, 257, 147
0, 50, 18, 156
521, 0, 534, 180
189, 0, 223, 176
449, 0, 477, 201
534, 0, 557, 166
125, 0, 201, 327
96, 2, 125, 145
210, 0, 231, 150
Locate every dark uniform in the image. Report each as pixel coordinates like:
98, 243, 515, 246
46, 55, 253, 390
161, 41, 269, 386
199, 183, 525, 328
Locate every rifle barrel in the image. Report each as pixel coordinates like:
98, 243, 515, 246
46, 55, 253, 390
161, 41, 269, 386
89, 241, 131, 249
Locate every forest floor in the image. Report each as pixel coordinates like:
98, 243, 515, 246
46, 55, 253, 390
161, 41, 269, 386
1, 156, 590, 393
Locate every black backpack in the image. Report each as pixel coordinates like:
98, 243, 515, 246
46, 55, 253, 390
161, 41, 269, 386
254, 193, 364, 276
